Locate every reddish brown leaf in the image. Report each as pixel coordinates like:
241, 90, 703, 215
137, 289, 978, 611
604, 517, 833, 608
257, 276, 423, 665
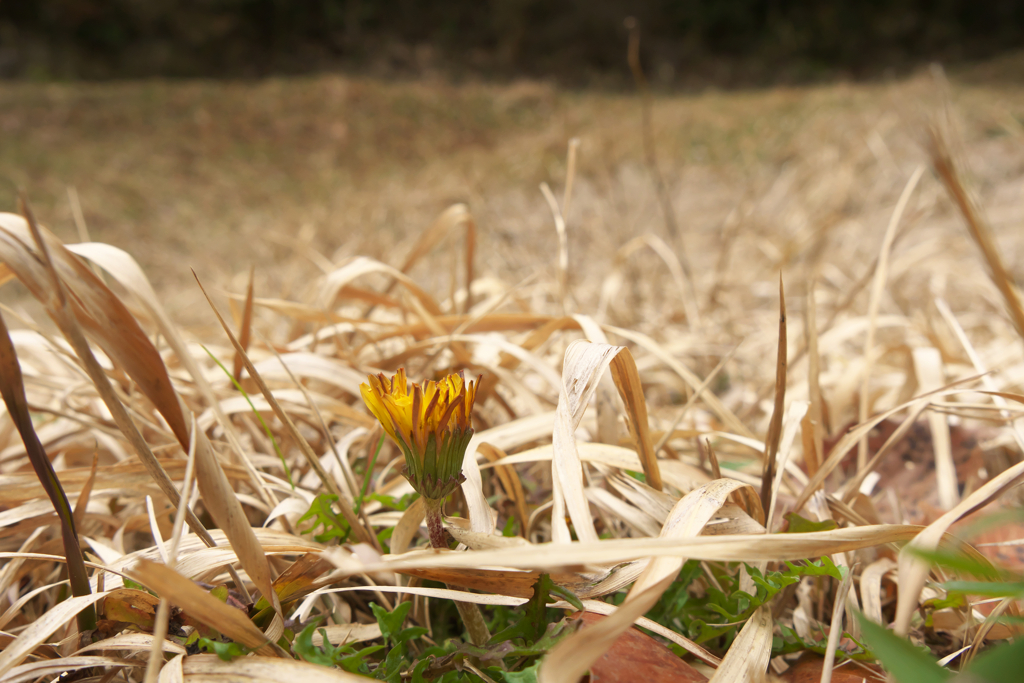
575, 612, 708, 683
779, 653, 884, 682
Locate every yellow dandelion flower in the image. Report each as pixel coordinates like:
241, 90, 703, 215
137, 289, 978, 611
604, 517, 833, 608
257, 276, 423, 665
360, 369, 479, 503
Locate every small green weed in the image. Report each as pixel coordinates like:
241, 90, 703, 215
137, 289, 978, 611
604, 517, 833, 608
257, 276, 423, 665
629, 557, 848, 654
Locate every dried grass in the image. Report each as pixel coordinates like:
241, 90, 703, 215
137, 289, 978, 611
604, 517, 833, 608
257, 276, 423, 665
3, 68, 1024, 681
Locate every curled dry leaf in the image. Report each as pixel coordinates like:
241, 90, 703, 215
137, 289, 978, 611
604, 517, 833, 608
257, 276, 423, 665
0, 591, 111, 678
708, 604, 773, 682
553, 339, 659, 543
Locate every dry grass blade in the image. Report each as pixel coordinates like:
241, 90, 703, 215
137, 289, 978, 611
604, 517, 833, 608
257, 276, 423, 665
477, 442, 529, 537
804, 278, 825, 474
193, 271, 376, 548
233, 264, 257, 382
552, 341, 612, 543
708, 604, 772, 682
858, 165, 924, 469
793, 380, 981, 511
0, 308, 94, 632
146, 413, 200, 683
71, 452, 99, 529
819, 564, 855, 683
180, 654, 375, 681
328, 524, 973, 579
761, 276, 787, 517
64, 240, 278, 510
608, 345, 660, 490
0, 591, 110, 677
605, 325, 753, 439
0, 211, 221, 551
6, 205, 189, 445
5, 656, 136, 683
393, 204, 475, 311
912, 347, 957, 509
930, 125, 1024, 340
319, 255, 442, 316
159, 654, 184, 683
191, 425, 280, 619
540, 181, 570, 314
552, 339, 659, 542
860, 558, 896, 624
128, 559, 277, 655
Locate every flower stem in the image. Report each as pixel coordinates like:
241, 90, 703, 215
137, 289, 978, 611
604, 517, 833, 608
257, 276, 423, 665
424, 499, 448, 549
424, 497, 491, 646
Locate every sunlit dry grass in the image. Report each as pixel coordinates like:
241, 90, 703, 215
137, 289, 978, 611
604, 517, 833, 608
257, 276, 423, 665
2, 64, 1024, 681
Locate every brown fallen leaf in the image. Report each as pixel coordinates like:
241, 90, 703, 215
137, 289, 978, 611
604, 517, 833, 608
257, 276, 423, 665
574, 612, 708, 683
101, 588, 162, 631
778, 653, 885, 682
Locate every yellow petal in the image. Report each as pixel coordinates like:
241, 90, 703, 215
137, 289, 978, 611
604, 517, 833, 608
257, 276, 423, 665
360, 382, 399, 443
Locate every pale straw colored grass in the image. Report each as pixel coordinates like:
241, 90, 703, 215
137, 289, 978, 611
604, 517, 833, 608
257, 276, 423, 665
2, 69, 1024, 682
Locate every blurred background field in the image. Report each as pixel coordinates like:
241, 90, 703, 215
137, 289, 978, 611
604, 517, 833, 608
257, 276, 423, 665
3, 64, 1024, 330
3, 1, 1024, 329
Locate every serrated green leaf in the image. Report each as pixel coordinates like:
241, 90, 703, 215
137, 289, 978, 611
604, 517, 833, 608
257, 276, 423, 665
372, 600, 413, 643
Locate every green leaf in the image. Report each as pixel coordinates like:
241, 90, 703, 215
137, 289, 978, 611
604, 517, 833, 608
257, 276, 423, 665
372, 600, 414, 643
197, 637, 250, 662
502, 516, 518, 537
942, 580, 1024, 599
907, 547, 1004, 581
549, 584, 584, 613
365, 491, 418, 512
209, 585, 229, 603
489, 574, 558, 645
123, 578, 157, 596
393, 625, 429, 646
964, 636, 1024, 682
501, 659, 542, 683
293, 619, 334, 666
783, 512, 838, 533
299, 493, 351, 543
791, 556, 845, 580
338, 644, 383, 674
855, 612, 950, 683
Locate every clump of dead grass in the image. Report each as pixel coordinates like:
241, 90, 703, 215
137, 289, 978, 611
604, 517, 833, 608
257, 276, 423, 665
2, 72, 1024, 682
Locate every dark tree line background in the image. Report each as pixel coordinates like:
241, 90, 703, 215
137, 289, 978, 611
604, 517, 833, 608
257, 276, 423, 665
1, 0, 1022, 84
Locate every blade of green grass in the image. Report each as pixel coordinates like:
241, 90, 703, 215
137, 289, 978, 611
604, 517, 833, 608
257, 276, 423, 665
855, 611, 950, 683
